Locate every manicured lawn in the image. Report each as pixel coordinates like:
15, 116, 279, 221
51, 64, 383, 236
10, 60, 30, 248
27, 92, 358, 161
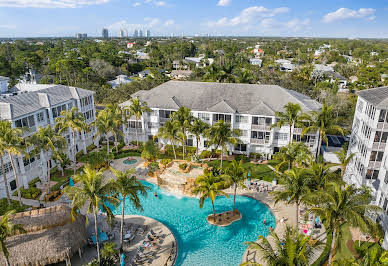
0, 198, 28, 215
334, 224, 355, 261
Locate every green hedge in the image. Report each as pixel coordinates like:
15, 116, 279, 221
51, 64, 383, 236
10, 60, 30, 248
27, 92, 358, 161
13, 186, 41, 200
114, 151, 141, 159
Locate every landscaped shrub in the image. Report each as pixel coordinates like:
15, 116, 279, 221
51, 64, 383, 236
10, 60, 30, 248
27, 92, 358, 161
160, 158, 172, 166
200, 150, 212, 159
0, 198, 27, 215
147, 162, 160, 173
249, 152, 262, 159
79, 150, 113, 169
28, 177, 41, 187
44, 190, 62, 202
141, 140, 158, 162
13, 186, 41, 200
234, 154, 250, 163
86, 144, 97, 153
113, 151, 141, 159
116, 141, 125, 151
179, 163, 188, 170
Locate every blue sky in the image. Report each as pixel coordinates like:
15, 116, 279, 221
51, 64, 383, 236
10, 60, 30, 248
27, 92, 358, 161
0, 0, 387, 38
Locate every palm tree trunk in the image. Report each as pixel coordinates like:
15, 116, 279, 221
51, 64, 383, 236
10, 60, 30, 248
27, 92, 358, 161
72, 130, 77, 176
114, 133, 118, 153
1, 156, 11, 204
233, 183, 237, 213
46, 151, 51, 194
196, 137, 199, 157
135, 122, 139, 147
296, 202, 299, 226
316, 131, 322, 159
8, 153, 21, 206
93, 207, 101, 263
106, 135, 110, 155
120, 195, 125, 249
328, 226, 337, 265
220, 147, 223, 169
172, 140, 177, 160
4, 254, 10, 266
289, 125, 293, 144
211, 200, 216, 220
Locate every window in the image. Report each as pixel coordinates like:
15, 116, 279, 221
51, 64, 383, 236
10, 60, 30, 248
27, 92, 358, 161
80, 95, 93, 108
366, 169, 379, 179
235, 144, 247, 152
52, 104, 67, 119
235, 115, 248, 124
37, 112, 45, 123
252, 116, 272, 126
83, 110, 94, 121
370, 151, 384, 162
213, 114, 231, 123
159, 110, 174, 119
239, 130, 249, 137
128, 121, 142, 129
251, 131, 270, 140
204, 140, 209, 148
357, 100, 364, 113
14, 114, 35, 129
151, 110, 158, 116
379, 110, 387, 122
274, 132, 288, 141
0, 162, 12, 176
384, 172, 388, 184
374, 131, 388, 143
147, 122, 158, 129
9, 180, 16, 191
198, 113, 210, 122
185, 139, 193, 146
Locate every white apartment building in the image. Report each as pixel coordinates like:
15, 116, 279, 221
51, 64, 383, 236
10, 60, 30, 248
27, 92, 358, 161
0, 84, 97, 199
120, 81, 321, 157
345, 86, 388, 249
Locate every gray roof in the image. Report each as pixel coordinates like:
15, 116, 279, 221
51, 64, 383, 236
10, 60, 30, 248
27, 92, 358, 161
357, 87, 388, 108
0, 85, 94, 119
0, 76, 9, 81
124, 81, 321, 116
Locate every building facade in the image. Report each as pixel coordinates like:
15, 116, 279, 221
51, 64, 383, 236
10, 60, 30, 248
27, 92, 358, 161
120, 81, 321, 157
102, 28, 109, 38
0, 85, 97, 199
344, 86, 388, 249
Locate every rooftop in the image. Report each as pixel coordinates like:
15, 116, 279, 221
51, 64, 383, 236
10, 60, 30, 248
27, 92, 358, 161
122, 81, 321, 116
357, 86, 388, 108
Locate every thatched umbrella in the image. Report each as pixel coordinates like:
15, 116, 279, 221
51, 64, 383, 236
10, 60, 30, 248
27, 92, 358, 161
0, 205, 87, 266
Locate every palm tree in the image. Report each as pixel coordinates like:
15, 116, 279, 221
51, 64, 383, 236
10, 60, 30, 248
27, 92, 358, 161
0, 121, 12, 204
202, 64, 220, 82
2, 122, 26, 206
301, 103, 344, 157
110, 168, 150, 249
219, 63, 235, 83
171, 107, 194, 160
106, 103, 123, 153
243, 225, 322, 266
124, 98, 151, 146
271, 167, 311, 225
335, 148, 355, 177
0, 210, 25, 266
273, 103, 302, 144
30, 125, 66, 194
223, 160, 246, 213
94, 109, 113, 155
207, 120, 240, 168
192, 169, 228, 220
305, 159, 337, 191
64, 165, 119, 263
55, 107, 87, 176
237, 70, 254, 83
155, 120, 179, 159
273, 142, 311, 171
190, 118, 209, 157
305, 182, 381, 265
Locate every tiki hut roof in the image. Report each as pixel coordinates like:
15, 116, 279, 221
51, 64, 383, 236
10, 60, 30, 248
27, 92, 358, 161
0, 205, 87, 266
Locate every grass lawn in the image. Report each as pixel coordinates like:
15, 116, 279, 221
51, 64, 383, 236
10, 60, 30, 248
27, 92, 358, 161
334, 224, 355, 261
0, 198, 28, 215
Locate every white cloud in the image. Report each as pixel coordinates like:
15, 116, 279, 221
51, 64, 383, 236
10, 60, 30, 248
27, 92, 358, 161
107, 17, 176, 35
207, 6, 289, 27
217, 0, 231, 7
132, 2, 141, 7
164, 19, 175, 26
323, 8, 376, 23
144, 17, 160, 27
0, 0, 110, 8
154, 1, 165, 6
286, 18, 310, 31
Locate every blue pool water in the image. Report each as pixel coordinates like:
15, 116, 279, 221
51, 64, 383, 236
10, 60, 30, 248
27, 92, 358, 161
112, 181, 275, 266
123, 159, 137, 165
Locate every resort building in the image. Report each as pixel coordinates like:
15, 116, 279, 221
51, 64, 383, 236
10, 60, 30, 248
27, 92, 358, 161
0, 84, 97, 199
344, 86, 388, 249
120, 81, 321, 157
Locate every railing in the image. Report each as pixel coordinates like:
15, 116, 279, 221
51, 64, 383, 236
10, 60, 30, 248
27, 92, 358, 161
373, 142, 386, 150
368, 161, 382, 169
251, 124, 271, 131
250, 138, 268, 144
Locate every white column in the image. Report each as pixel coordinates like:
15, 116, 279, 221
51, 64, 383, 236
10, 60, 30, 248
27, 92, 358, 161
17, 156, 28, 188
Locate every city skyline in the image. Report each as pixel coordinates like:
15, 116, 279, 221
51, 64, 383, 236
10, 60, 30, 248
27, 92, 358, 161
0, 0, 387, 38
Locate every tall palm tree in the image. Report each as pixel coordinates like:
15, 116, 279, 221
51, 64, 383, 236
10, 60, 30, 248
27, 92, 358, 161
223, 160, 246, 213
243, 225, 322, 266
155, 120, 179, 159
207, 120, 240, 168
110, 168, 150, 249
64, 165, 119, 263
30, 125, 66, 194
273, 142, 311, 171
301, 103, 344, 157
0, 121, 12, 204
124, 98, 151, 146
106, 103, 123, 153
2, 122, 26, 206
335, 148, 355, 177
55, 107, 87, 176
273, 103, 302, 144
305, 159, 337, 191
305, 182, 381, 265
192, 169, 228, 220
219, 63, 235, 83
0, 210, 25, 266
190, 118, 209, 157
202, 64, 220, 82
94, 109, 113, 155
171, 107, 194, 160
271, 167, 311, 225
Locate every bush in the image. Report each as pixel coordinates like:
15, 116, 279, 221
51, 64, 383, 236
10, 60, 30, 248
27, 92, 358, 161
179, 163, 187, 170
249, 152, 262, 159
86, 144, 97, 153
114, 151, 141, 159
117, 141, 125, 151
28, 177, 41, 187
0, 198, 27, 216
44, 190, 62, 202
160, 158, 172, 166
147, 162, 159, 173
13, 186, 41, 200
234, 154, 250, 163
79, 151, 113, 169
200, 150, 212, 159
141, 140, 158, 162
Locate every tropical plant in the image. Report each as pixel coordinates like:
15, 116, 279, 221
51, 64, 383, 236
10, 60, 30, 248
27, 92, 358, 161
101, 242, 119, 265
301, 103, 344, 157
94, 109, 114, 155
335, 148, 355, 177
0, 121, 13, 204
156, 120, 179, 159
30, 125, 66, 193
110, 168, 149, 249
207, 120, 240, 168
273, 103, 303, 144
271, 167, 310, 225
141, 140, 158, 162
192, 169, 228, 220
223, 160, 246, 213
190, 118, 209, 157
273, 142, 311, 171
124, 98, 151, 146
105, 103, 123, 153
0, 210, 25, 266
305, 159, 337, 191
305, 182, 381, 265
243, 225, 322, 266
171, 106, 194, 160
64, 165, 119, 263
55, 107, 87, 175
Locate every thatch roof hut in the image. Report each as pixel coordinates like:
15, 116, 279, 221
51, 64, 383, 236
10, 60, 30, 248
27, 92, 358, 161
0, 205, 87, 266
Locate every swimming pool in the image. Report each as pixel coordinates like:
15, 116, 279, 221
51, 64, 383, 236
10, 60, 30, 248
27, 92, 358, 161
111, 181, 275, 266
123, 158, 137, 165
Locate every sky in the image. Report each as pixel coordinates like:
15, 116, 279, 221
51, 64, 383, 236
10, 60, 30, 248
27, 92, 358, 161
0, 0, 387, 38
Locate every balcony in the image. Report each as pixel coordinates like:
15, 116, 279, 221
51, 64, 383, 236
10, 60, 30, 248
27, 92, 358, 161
293, 128, 303, 134
373, 142, 386, 150
251, 124, 271, 131
368, 161, 382, 169
250, 138, 268, 145
377, 122, 388, 130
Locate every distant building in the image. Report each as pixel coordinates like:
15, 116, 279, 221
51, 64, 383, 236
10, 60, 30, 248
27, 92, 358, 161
127, 42, 136, 49
249, 58, 263, 67
139, 30, 143, 37
76, 33, 87, 39
275, 59, 295, 72
102, 28, 109, 38
119, 29, 126, 38
108, 75, 132, 88
184, 56, 214, 68
146, 30, 151, 38
169, 70, 193, 80
134, 29, 139, 38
